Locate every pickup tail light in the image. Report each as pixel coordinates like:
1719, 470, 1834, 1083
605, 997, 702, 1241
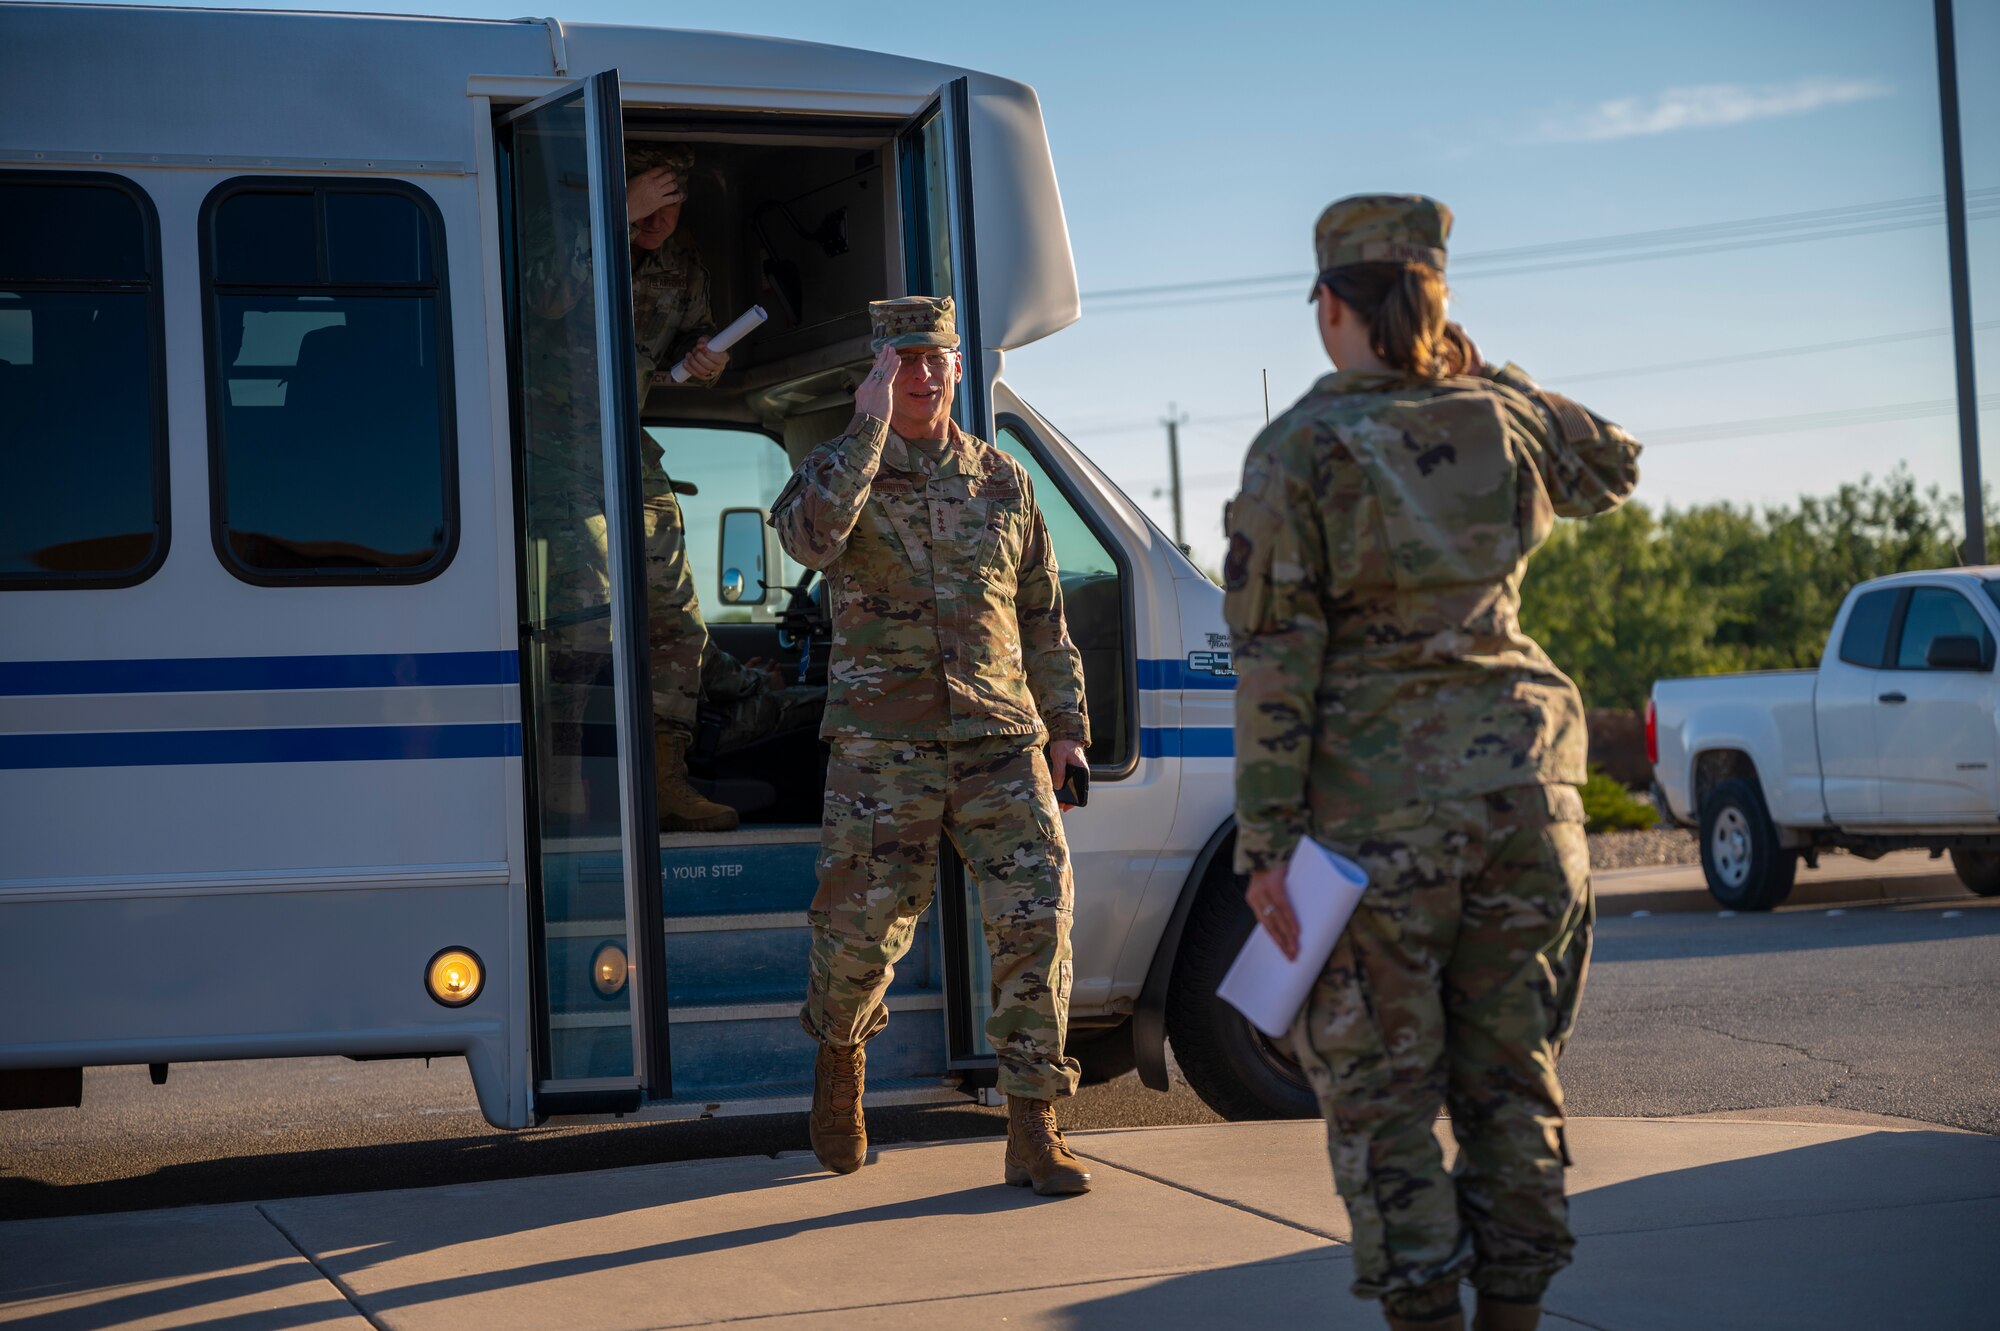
1645, 699, 1659, 766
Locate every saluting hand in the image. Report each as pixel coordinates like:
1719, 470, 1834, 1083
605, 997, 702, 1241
1245, 866, 1299, 961
853, 345, 899, 420
626, 168, 687, 225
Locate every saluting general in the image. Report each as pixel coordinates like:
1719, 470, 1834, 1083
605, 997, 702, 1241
772, 296, 1093, 1196
1226, 195, 1640, 1331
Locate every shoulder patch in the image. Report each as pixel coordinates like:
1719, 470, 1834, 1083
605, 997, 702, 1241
1539, 391, 1597, 447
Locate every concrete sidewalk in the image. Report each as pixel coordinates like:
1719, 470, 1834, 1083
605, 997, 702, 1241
1594, 847, 1977, 915
4, 1113, 1993, 1330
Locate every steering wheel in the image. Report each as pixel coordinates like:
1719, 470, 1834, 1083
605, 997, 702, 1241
773, 569, 826, 652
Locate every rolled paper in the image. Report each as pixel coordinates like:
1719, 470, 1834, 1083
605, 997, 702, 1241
670, 304, 768, 382
1215, 838, 1369, 1038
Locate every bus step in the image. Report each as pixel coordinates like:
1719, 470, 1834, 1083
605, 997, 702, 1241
666, 994, 945, 1091
660, 838, 820, 916
538, 838, 820, 922
554, 1075, 969, 1123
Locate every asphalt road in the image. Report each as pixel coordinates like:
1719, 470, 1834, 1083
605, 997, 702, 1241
3, 898, 1994, 1220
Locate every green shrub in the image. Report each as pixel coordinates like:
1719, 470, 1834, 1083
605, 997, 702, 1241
1519, 468, 1995, 712
1581, 765, 1655, 833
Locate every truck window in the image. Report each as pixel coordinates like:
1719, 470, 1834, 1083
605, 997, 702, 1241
1837, 588, 1899, 668
1894, 587, 1993, 670
201, 179, 456, 583
0, 172, 166, 588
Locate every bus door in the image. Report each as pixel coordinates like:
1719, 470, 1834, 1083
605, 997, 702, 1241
619, 80, 1000, 1111
497, 71, 672, 1115
898, 79, 1003, 1085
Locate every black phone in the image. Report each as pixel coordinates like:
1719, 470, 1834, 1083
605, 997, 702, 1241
1054, 764, 1090, 809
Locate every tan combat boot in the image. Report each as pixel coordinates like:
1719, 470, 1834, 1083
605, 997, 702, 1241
654, 728, 737, 832
1003, 1095, 1092, 1195
809, 1042, 866, 1174
1383, 1283, 1466, 1331
1472, 1296, 1539, 1331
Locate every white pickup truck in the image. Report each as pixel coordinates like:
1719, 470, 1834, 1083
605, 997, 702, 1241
1650, 568, 2000, 908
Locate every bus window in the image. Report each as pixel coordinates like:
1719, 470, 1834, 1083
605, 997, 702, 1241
997, 422, 1132, 770
0, 172, 167, 588
201, 179, 456, 583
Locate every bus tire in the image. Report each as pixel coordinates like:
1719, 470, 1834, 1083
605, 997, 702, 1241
1699, 777, 1797, 911
1164, 867, 1318, 1121
1949, 849, 2000, 897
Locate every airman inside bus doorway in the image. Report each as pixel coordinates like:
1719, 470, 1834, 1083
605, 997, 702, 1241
524, 141, 805, 832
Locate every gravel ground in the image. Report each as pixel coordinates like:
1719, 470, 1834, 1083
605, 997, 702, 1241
1587, 826, 1700, 869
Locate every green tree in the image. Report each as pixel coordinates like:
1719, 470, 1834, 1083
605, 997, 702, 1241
1520, 469, 1992, 712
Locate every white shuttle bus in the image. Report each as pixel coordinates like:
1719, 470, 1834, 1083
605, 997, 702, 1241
0, 3, 1306, 1127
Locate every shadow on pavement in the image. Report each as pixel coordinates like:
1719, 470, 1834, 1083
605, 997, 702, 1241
1058, 1127, 1998, 1331
0, 1103, 1005, 1222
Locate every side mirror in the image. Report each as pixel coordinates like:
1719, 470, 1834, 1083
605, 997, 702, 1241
717, 507, 769, 606
1925, 634, 1987, 671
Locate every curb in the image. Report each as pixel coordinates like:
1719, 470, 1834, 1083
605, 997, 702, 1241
1594, 868, 1974, 916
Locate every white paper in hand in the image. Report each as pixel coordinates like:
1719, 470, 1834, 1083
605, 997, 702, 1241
1216, 838, 1369, 1039
670, 304, 768, 382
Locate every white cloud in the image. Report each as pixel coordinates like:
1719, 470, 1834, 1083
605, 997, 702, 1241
1535, 77, 1892, 143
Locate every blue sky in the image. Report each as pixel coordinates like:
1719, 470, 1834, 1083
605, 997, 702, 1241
151, 0, 1996, 568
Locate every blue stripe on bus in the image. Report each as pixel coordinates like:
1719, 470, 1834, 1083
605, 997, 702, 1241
0, 723, 522, 770
1139, 726, 1234, 759
4, 722, 1222, 768
0, 651, 519, 697
8, 653, 1222, 697
1136, 658, 1236, 691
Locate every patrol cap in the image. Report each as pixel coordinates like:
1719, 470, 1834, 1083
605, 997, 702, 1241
1309, 194, 1452, 298
869, 295, 959, 353
627, 141, 694, 180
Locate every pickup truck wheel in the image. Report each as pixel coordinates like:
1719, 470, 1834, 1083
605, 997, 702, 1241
1948, 849, 2000, 897
1699, 777, 1798, 911
1164, 869, 1318, 1121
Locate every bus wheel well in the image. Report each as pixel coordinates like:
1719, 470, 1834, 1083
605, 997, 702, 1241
1161, 843, 1317, 1121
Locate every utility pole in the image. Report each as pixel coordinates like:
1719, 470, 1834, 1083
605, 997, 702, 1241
1936, 0, 1985, 562
1162, 404, 1189, 548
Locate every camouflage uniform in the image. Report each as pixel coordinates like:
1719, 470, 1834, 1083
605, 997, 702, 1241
1225, 195, 1640, 1314
773, 296, 1090, 1100
628, 143, 721, 733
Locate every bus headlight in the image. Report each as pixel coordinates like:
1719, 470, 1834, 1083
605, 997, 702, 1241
591, 941, 629, 998
425, 947, 484, 1007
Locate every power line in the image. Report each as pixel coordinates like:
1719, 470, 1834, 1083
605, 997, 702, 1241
1644, 392, 1999, 445
1089, 210, 2000, 315
1124, 395, 2000, 494
1057, 321, 2000, 439
1080, 188, 2000, 309
1550, 320, 2000, 384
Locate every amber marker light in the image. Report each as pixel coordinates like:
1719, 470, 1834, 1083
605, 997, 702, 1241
592, 941, 629, 998
425, 947, 484, 1007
